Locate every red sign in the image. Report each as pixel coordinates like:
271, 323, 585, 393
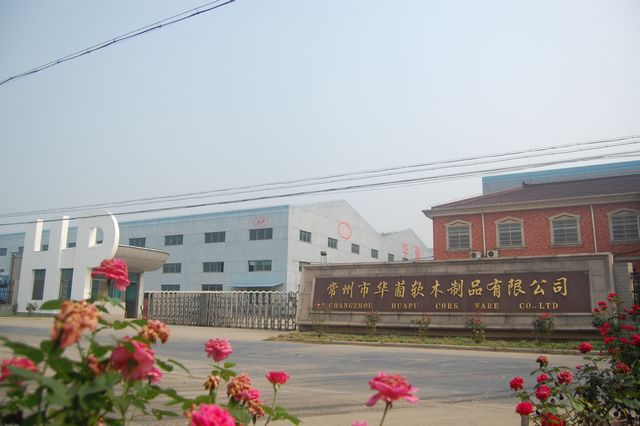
338, 222, 352, 240
253, 216, 269, 227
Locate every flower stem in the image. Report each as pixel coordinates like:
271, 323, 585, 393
379, 402, 392, 426
264, 386, 278, 426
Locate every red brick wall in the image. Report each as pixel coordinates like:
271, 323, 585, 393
433, 201, 640, 269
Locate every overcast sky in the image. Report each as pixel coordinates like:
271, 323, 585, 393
1, 0, 639, 246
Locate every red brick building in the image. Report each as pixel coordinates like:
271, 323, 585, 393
423, 174, 640, 270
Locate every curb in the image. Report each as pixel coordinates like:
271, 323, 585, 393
268, 337, 579, 355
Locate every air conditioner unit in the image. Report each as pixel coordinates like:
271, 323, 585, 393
469, 251, 482, 259
486, 249, 499, 258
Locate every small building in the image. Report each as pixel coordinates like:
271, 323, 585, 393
423, 173, 640, 270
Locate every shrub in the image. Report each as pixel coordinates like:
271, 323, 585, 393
465, 313, 486, 344
25, 302, 38, 315
363, 311, 381, 336
532, 313, 555, 341
411, 315, 431, 341
510, 293, 640, 425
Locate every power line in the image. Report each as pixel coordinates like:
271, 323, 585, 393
1, 134, 638, 219
0, 0, 236, 87
0, 148, 637, 227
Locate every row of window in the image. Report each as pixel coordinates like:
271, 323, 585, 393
162, 260, 273, 273
446, 210, 640, 251
160, 284, 223, 291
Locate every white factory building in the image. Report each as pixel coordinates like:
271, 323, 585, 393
0, 200, 431, 295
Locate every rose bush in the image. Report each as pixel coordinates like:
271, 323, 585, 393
510, 293, 640, 425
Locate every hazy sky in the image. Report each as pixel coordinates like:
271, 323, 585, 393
1, 0, 639, 246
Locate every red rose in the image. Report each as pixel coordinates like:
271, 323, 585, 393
603, 336, 616, 345
366, 372, 419, 407
578, 342, 592, 353
536, 373, 550, 383
509, 376, 524, 391
535, 385, 551, 401
631, 334, 640, 346
515, 401, 534, 416
266, 371, 289, 386
556, 370, 573, 385
607, 293, 617, 301
536, 355, 549, 367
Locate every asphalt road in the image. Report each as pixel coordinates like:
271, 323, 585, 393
0, 318, 583, 424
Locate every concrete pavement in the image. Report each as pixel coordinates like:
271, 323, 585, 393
0, 317, 544, 425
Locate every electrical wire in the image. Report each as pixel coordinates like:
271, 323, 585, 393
0, 0, 236, 86
1, 134, 638, 219
0, 148, 637, 227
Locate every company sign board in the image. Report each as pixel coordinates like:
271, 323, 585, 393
312, 271, 591, 313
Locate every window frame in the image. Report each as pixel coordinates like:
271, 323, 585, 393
164, 234, 184, 246
0, 248, 6, 256
248, 259, 272, 272
32, 269, 46, 300
445, 220, 472, 251
328, 237, 338, 249
204, 231, 226, 244
203, 261, 224, 273
351, 243, 360, 254
608, 209, 640, 243
388, 253, 395, 262
371, 248, 379, 259
201, 284, 223, 291
299, 230, 312, 243
549, 214, 581, 246
249, 228, 273, 241
162, 263, 182, 274
129, 237, 146, 248
495, 217, 524, 249
161, 284, 181, 291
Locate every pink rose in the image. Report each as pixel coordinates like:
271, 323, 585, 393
266, 371, 289, 386
509, 376, 524, 391
147, 367, 163, 383
352, 422, 369, 426
366, 372, 419, 407
204, 338, 233, 362
110, 337, 156, 381
515, 401, 534, 416
0, 357, 38, 382
536, 373, 550, 383
92, 258, 130, 291
578, 342, 592, 353
189, 404, 235, 426
556, 370, 573, 385
535, 385, 551, 401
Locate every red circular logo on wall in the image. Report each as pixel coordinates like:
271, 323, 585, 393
338, 221, 352, 240
253, 216, 269, 227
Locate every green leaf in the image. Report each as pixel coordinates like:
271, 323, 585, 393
47, 355, 74, 377
223, 362, 237, 369
40, 340, 54, 353
112, 320, 128, 330
106, 297, 124, 308
89, 342, 112, 358
40, 299, 65, 310
131, 319, 148, 327
194, 395, 216, 405
151, 409, 179, 419
168, 358, 190, 374
156, 359, 174, 372
0, 338, 45, 363
225, 404, 251, 425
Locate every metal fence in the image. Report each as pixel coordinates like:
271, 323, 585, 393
144, 291, 298, 330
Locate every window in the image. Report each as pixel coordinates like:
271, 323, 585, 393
18, 246, 23, 254
129, 237, 146, 247
202, 284, 222, 291
299, 230, 312, 243
164, 234, 183, 246
609, 210, 640, 242
351, 243, 360, 254
67, 242, 76, 248
371, 249, 378, 259
388, 253, 394, 262
163, 263, 182, 273
59, 268, 73, 300
248, 260, 272, 272
497, 219, 523, 248
328, 237, 338, 249
205, 231, 226, 243
550, 215, 580, 245
446, 222, 471, 250
203, 261, 224, 273
161, 284, 180, 291
0, 248, 6, 256
32, 269, 46, 300
249, 228, 273, 240
41, 244, 48, 251
299, 261, 310, 272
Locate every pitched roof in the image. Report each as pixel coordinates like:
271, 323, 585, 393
427, 173, 640, 211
